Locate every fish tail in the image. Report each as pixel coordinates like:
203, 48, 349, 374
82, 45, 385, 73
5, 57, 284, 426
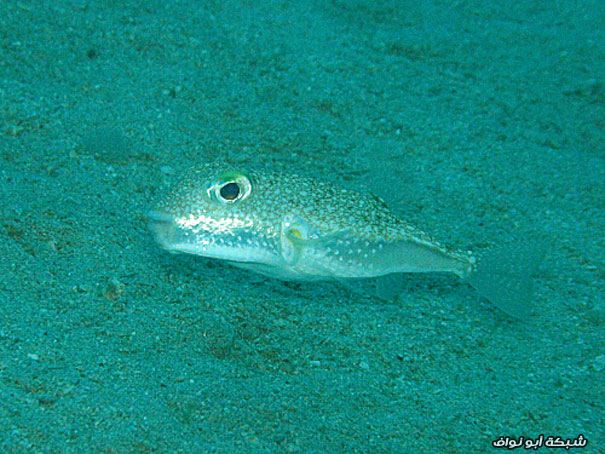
464, 242, 545, 318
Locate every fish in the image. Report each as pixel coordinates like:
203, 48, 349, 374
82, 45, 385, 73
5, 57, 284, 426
149, 162, 539, 317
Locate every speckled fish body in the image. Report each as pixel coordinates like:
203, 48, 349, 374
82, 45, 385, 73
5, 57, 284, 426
149, 162, 476, 282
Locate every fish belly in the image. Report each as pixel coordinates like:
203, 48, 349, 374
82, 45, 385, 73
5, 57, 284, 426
298, 237, 468, 279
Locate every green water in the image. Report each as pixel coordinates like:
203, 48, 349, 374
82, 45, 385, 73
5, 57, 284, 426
0, 1, 603, 452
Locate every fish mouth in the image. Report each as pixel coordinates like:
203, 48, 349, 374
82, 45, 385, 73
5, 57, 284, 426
147, 210, 188, 253
147, 210, 281, 264
148, 209, 213, 256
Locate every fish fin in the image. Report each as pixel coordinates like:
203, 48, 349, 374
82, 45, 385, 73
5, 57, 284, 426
280, 215, 314, 265
466, 241, 545, 318
280, 214, 351, 265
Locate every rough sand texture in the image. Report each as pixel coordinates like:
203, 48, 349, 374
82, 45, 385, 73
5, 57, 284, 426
1, 1, 603, 452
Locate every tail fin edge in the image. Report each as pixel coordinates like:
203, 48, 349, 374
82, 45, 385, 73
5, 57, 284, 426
466, 242, 545, 318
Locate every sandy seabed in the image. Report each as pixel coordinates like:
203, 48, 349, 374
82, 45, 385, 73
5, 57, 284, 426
1, 1, 603, 452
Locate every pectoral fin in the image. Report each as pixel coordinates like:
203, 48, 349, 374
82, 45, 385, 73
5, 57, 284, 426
279, 214, 350, 266
280, 215, 312, 265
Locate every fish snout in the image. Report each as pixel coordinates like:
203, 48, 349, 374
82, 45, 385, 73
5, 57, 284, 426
147, 210, 182, 253
147, 209, 175, 224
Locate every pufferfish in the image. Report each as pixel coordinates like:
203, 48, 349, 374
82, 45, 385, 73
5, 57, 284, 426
149, 162, 536, 316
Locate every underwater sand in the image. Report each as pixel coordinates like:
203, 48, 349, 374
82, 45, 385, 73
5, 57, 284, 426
1, 1, 603, 452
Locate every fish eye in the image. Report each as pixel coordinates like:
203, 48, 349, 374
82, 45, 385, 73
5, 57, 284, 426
208, 172, 252, 204
219, 182, 240, 201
